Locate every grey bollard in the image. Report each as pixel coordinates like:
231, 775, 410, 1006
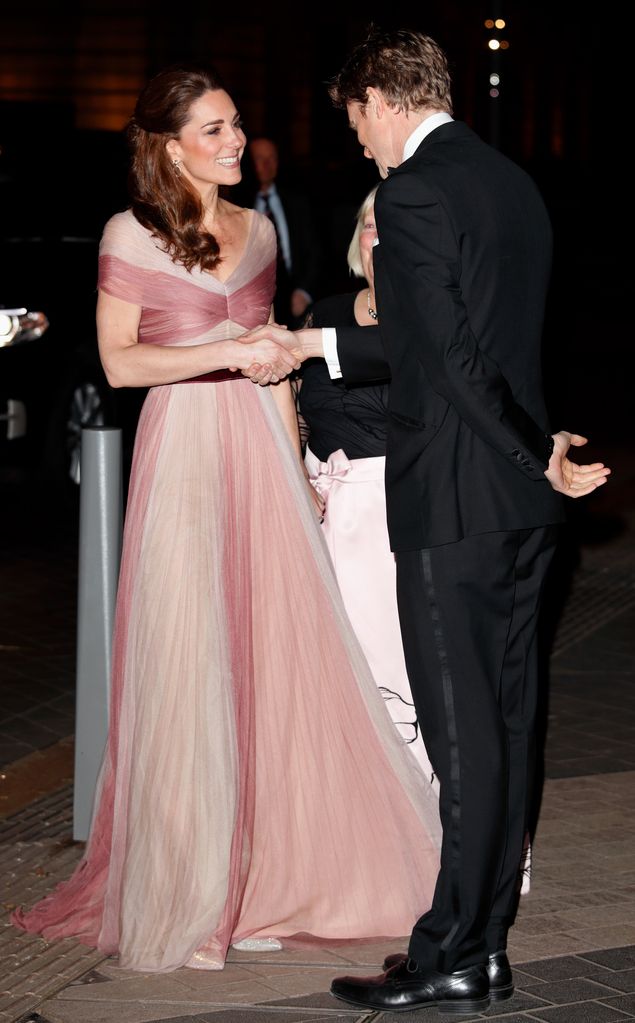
73, 426, 123, 841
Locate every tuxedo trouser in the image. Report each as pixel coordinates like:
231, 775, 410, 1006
396, 526, 558, 973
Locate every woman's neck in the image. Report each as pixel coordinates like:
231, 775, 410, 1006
353, 286, 379, 326
200, 186, 221, 224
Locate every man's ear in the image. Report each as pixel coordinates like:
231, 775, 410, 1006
365, 87, 385, 119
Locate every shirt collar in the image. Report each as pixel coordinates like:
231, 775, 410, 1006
402, 112, 454, 162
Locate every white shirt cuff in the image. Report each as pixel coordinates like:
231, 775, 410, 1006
322, 328, 342, 379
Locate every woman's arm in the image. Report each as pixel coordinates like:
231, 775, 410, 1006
96, 291, 300, 389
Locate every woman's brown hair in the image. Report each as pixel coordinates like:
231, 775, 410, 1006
128, 64, 227, 273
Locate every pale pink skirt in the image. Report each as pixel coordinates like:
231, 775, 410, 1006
305, 446, 436, 786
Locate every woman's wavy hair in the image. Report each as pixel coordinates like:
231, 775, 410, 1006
328, 26, 452, 116
127, 64, 227, 273
347, 184, 379, 279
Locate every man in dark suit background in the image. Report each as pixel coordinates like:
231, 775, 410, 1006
247, 137, 322, 326
240, 26, 610, 1015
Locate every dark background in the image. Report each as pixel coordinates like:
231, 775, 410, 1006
0, 2, 632, 806
0, 0, 630, 474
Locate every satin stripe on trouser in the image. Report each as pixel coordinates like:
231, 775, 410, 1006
395, 526, 558, 973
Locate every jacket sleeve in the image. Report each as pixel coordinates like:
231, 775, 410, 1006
335, 324, 391, 383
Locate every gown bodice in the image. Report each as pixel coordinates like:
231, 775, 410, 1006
98, 208, 276, 346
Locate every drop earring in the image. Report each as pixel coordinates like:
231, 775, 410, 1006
172, 158, 182, 176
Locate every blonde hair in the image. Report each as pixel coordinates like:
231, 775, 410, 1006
347, 184, 379, 278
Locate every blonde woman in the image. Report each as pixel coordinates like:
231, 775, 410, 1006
298, 187, 436, 785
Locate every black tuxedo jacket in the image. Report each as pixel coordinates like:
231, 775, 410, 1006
336, 121, 565, 551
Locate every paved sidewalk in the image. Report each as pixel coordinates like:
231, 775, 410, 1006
1, 445, 634, 1022
2, 764, 635, 1023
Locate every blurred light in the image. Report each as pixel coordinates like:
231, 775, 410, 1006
489, 88, 500, 98
0, 310, 48, 348
484, 18, 494, 28
0, 314, 13, 341
490, 73, 500, 85
500, 40, 510, 49
495, 18, 506, 28
488, 39, 501, 50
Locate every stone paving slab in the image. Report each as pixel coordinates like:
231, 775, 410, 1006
17, 947, 635, 1022
1, 771, 634, 1022
0, 742, 74, 820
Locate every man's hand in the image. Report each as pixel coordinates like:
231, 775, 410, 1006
235, 326, 301, 384
544, 432, 611, 497
238, 324, 302, 385
237, 326, 325, 385
240, 323, 300, 352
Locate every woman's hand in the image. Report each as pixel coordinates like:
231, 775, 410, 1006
238, 323, 302, 384
238, 325, 324, 385
233, 328, 301, 383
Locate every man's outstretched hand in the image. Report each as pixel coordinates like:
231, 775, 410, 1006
545, 432, 611, 497
238, 324, 302, 385
237, 326, 325, 385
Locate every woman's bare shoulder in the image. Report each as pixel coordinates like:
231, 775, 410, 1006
100, 209, 149, 250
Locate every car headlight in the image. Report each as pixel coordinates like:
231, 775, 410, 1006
0, 308, 49, 347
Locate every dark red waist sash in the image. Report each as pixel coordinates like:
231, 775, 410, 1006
176, 369, 243, 384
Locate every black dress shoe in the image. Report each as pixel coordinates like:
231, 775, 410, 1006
330, 959, 490, 1015
486, 950, 514, 1001
382, 950, 514, 1002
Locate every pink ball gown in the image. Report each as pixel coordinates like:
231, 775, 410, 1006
12, 209, 441, 972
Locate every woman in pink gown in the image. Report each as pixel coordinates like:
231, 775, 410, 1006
12, 65, 440, 973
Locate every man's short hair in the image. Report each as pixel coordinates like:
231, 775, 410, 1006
329, 26, 452, 115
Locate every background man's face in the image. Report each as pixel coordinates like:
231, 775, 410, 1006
250, 139, 279, 189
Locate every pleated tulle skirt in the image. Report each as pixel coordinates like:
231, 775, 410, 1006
13, 377, 441, 972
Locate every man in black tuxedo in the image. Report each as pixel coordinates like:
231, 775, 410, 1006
247, 137, 321, 326
240, 27, 610, 1015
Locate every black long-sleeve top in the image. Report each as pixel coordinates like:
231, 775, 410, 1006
298, 291, 390, 462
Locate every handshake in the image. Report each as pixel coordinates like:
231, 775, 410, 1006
234, 323, 612, 502
234, 323, 322, 385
